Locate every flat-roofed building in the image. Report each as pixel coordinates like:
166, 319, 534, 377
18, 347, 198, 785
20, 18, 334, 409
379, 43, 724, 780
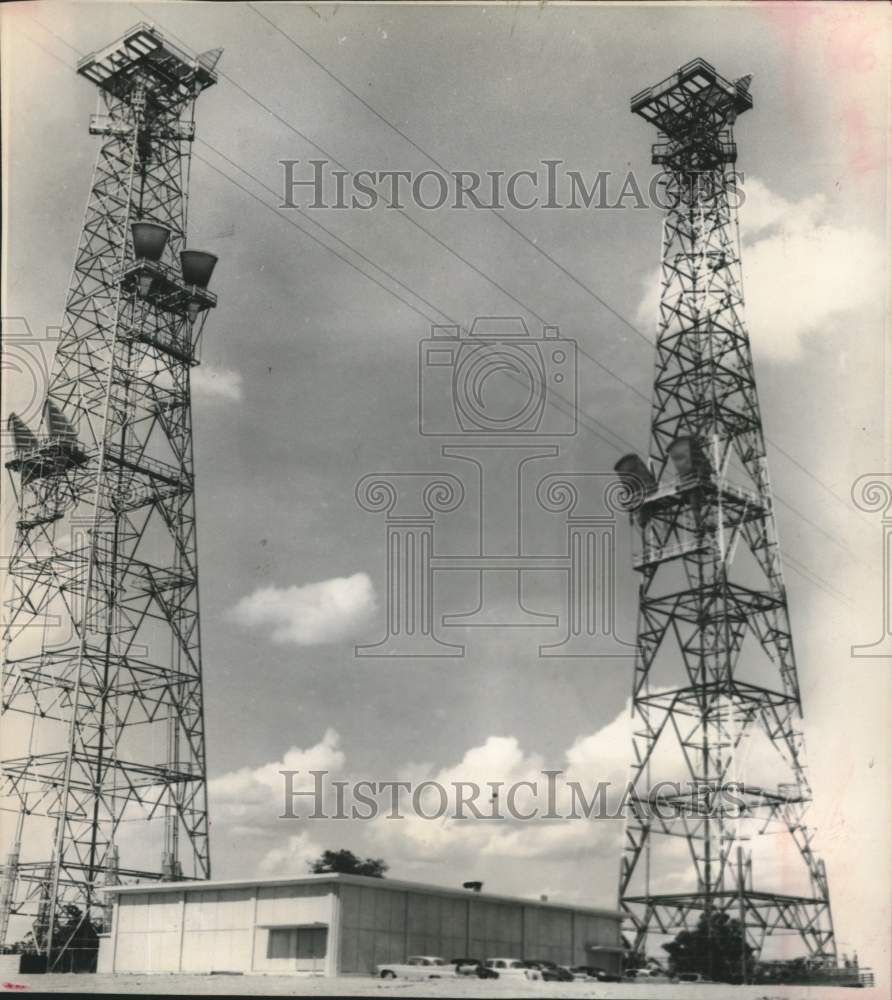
98, 874, 624, 977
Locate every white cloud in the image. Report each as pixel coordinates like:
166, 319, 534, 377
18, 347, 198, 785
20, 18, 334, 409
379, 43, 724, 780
259, 830, 325, 877
209, 727, 345, 810
737, 178, 826, 239
363, 695, 803, 870
232, 573, 377, 646
636, 176, 883, 362
365, 717, 633, 867
740, 178, 883, 361
205, 704, 821, 901
191, 364, 243, 401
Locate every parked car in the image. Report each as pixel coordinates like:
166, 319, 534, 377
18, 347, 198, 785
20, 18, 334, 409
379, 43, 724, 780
673, 972, 713, 983
484, 957, 543, 981
452, 957, 499, 979
376, 955, 455, 979
627, 967, 672, 983
566, 966, 597, 982
571, 965, 623, 983
525, 959, 574, 982
560, 965, 590, 982
565, 965, 606, 982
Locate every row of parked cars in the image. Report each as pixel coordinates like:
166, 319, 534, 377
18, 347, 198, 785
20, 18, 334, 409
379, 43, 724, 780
375, 955, 623, 982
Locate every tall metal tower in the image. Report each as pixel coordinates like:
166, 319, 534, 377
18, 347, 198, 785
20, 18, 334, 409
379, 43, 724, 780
615, 60, 836, 973
1, 25, 220, 965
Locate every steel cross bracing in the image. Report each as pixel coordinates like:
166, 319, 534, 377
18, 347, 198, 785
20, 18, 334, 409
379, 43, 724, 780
0, 25, 219, 965
616, 60, 836, 970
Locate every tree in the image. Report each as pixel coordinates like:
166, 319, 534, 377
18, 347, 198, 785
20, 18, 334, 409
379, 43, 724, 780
621, 935, 649, 971
662, 911, 754, 983
34, 904, 100, 954
308, 849, 388, 878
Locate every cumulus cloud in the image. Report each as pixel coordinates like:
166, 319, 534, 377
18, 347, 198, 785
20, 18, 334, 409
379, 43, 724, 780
191, 364, 243, 401
207, 704, 811, 897
232, 572, 377, 646
366, 719, 633, 867
210, 728, 345, 825
365, 695, 801, 870
737, 178, 826, 239
636, 176, 883, 362
740, 178, 883, 360
259, 830, 325, 877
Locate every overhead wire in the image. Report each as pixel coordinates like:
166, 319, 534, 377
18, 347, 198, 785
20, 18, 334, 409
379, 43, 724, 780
247, 2, 657, 353
19, 16, 858, 608
27, 11, 875, 517
22, 17, 637, 460
129, 7, 557, 330
194, 9, 864, 569
245, 2, 866, 528
195, 140, 639, 455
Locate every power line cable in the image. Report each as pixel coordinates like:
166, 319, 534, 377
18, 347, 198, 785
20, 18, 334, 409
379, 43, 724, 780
195, 151, 444, 327
131, 6, 556, 329
248, 2, 656, 352
33, 10, 865, 530
245, 3, 867, 528
21, 20, 635, 460
185, 19, 866, 565
19, 19, 858, 607
196, 141, 638, 455
21, 18, 453, 329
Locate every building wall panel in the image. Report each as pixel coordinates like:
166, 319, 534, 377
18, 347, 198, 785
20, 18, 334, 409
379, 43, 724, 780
389, 890, 406, 932
179, 931, 207, 972
214, 889, 254, 927
150, 930, 182, 971
117, 894, 149, 933
256, 884, 331, 927
526, 905, 573, 963
573, 912, 622, 973
114, 893, 183, 972
179, 928, 252, 973
114, 929, 147, 971
360, 886, 379, 928
106, 879, 621, 978
96, 934, 113, 974
340, 919, 359, 973
252, 889, 334, 975
146, 892, 181, 932
339, 884, 409, 973
183, 892, 214, 932
468, 899, 522, 960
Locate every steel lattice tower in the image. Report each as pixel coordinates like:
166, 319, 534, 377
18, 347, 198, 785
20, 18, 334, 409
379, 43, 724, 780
615, 60, 836, 973
1, 25, 220, 965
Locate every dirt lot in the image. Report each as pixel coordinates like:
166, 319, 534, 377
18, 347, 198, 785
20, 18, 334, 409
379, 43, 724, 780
0, 974, 885, 999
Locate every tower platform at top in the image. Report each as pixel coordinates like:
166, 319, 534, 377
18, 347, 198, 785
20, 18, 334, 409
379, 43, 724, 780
631, 57, 752, 135
630, 58, 752, 171
76, 22, 220, 99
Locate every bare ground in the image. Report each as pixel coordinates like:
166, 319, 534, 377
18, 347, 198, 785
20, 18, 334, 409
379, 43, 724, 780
0, 974, 885, 999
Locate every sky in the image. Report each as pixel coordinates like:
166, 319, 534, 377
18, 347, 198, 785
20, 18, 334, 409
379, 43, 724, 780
1, 0, 890, 978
